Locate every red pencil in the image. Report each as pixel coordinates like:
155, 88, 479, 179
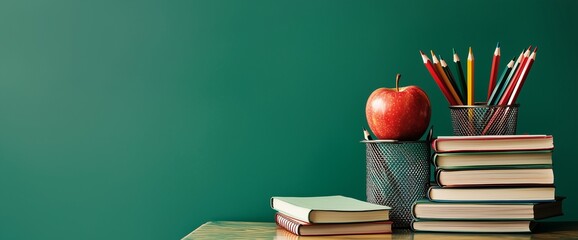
507, 47, 537, 105
488, 42, 501, 100
420, 50, 458, 105
499, 47, 531, 105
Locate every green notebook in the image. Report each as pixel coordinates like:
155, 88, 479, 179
412, 197, 564, 220
432, 150, 552, 170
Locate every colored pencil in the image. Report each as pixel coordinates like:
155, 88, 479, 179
441, 56, 463, 102
507, 47, 537, 105
420, 50, 458, 105
494, 50, 524, 105
487, 57, 515, 105
488, 42, 501, 100
453, 48, 467, 103
499, 47, 531, 105
432, 51, 463, 105
467, 47, 475, 105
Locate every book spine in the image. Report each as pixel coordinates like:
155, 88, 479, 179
432, 154, 440, 168
275, 214, 301, 236
435, 169, 443, 187
426, 186, 434, 201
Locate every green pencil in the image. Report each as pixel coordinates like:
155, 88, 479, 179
441, 56, 463, 102
492, 50, 524, 105
453, 48, 467, 103
487, 57, 515, 105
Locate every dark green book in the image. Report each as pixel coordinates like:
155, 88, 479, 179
434, 167, 554, 187
412, 197, 564, 220
426, 185, 556, 203
432, 150, 553, 170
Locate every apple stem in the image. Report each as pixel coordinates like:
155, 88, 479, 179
395, 74, 401, 92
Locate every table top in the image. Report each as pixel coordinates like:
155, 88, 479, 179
182, 221, 578, 240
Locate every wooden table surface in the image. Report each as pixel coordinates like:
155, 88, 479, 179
182, 221, 578, 239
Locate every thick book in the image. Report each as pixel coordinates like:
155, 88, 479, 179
270, 195, 390, 223
435, 167, 554, 187
412, 197, 564, 220
275, 213, 392, 236
411, 219, 535, 233
427, 186, 555, 202
431, 135, 554, 153
433, 150, 553, 169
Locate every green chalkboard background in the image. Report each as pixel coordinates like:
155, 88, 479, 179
0, 0, 576, 239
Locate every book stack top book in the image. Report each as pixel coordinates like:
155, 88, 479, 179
270, 195, 392, 236
411, 134, 563, 233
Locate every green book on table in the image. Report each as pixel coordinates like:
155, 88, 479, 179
426, 186, 556, 202
434, 166, 554, 187
411, 219, 535, 233
270, 195, 391, 224
432, 150, 552, 169
431, 135, 554, 153
412, 197, 564, 220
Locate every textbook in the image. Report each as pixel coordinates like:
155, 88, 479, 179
270, 195, 390, 223
412, 197, 564, 220
427, 186, 555, 202
433, 150, 553, 169
411, 219, 535, 233
435, 168, 554, 187
431, 135, 554, 153
275, 213, 392, 236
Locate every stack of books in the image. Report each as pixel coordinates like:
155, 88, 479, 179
411, 135, 564, 233
270, 195, 393, 236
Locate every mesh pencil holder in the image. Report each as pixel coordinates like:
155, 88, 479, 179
362, 140, 430, 228
449, 104, 519, 136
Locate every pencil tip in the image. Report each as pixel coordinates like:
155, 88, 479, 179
452, 48, 456, 54
533, 46, 538, 52
419, 50, 424, 55
496, 42, 500, 48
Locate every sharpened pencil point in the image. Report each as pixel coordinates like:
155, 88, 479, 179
496, 42, 500, 48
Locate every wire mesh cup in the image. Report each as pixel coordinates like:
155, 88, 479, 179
363, 140, 430, 228
449, 104, 519, 136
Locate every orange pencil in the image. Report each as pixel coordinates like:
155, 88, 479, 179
488, 42, 501, 100
420, 51, 458, 105
431, 50, 463, 105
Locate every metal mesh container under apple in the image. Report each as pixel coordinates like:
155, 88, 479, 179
449, 104, 519, 136
363, 140, 430, 228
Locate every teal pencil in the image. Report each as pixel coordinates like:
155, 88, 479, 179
453, 48, 467, 103
441, 56, 463, 102
492, 50, 524, 105
487, 57, 515, 105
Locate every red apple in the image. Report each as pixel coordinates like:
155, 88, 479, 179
366, 74, 431, 140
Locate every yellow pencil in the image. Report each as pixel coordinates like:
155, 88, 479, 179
431, 50, 463, 105
467, 47, 475, 105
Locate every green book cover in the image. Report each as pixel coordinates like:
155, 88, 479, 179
433, 150, 553, 170
412, 198, 564, 220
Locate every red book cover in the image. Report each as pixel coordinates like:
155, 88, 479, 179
275, 213, 392, 236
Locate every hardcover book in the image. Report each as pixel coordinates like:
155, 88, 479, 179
431, 135, 554, 153
427, 186, 555, 202
412, 197, 564, 220
411, 219, 535, 233
433, 150, 553, 169
275, 213, 392, 236
435, 167, 554, 187
270, 195, 390, 223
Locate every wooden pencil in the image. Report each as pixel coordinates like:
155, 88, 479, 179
420, 50, 458, 105
488, 42, 501, 100
432, 50, 463, 105
467, 47, 475, 105
507, 47, 537, 105
499, 47, 531, 105
441, 56, 463, 102
487, 57, 515, 105
453, 48, 467, 103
